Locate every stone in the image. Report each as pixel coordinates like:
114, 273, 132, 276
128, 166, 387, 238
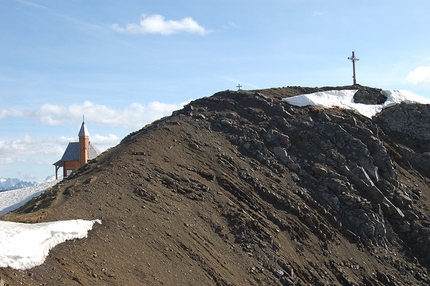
274, 269, 284, 278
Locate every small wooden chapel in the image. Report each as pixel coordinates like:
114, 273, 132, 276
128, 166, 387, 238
53, 121, 101, 179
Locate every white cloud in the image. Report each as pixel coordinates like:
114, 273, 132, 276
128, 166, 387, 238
58, 136, 75, 144
112, 14, 209, 35
406, 65, 430, 87
91, 134, 119, 145
0, 135, 64, 165
0, 109, 29, 119
0, 100, 190, 130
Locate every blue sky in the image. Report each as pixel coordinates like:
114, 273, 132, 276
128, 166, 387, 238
1, 0, 430, 181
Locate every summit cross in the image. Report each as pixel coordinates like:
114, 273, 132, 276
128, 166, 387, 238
348, 51, 359, 85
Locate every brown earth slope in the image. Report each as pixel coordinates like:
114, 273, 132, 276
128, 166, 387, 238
1, 85, 430, 285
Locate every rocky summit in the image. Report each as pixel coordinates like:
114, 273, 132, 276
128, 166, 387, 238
1, 85, 430, 285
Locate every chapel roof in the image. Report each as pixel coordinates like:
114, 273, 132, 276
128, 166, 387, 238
53, 142, 101, 166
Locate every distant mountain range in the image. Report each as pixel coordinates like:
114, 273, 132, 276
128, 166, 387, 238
0, 178, 37, 191
0, 175, 56, 191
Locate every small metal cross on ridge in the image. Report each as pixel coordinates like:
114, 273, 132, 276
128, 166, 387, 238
348, 51, 359, 85
236, 84, 242, 91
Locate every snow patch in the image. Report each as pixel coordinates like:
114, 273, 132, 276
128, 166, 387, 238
0, 178, 99, 270
283, 89, 430, 118
0, 219, 101, 270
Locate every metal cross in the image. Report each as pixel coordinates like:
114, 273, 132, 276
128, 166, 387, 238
348, 51, 359, 85
236, 84, 242, 91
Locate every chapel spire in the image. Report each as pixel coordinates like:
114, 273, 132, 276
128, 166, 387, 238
78, 120, 90, 137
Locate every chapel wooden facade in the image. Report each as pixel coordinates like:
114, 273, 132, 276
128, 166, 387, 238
53, 121, 100, 179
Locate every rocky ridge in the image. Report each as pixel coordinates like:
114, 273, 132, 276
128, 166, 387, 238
1, 85, 430, 285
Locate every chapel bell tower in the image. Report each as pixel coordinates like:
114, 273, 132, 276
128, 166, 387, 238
78, 120, 90, 167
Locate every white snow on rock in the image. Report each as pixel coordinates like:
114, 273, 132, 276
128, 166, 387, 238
283, 89, 430, 118
0, 219, 101, 270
